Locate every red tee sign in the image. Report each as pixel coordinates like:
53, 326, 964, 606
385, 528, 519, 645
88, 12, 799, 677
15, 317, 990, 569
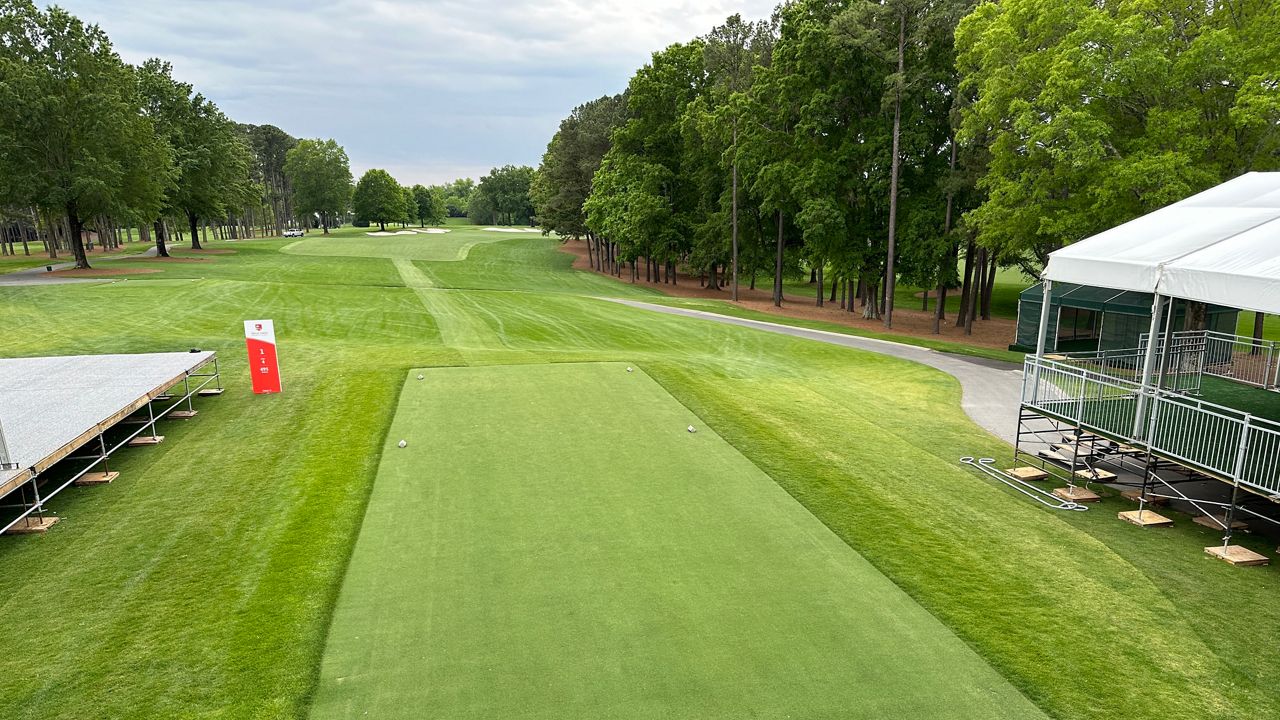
244, 319, 282, 394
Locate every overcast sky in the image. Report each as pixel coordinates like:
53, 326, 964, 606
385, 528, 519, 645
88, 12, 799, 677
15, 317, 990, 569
61, 0, 777, 185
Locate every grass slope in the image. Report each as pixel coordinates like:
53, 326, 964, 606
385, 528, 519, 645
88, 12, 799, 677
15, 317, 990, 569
310, 362, 1044, 719
0, 223, 1277, 719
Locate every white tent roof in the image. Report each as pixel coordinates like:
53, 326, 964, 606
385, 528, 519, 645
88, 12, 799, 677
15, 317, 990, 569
1042, 172, 1280, 315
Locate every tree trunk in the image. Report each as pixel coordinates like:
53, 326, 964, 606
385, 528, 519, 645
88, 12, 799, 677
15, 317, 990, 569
830, 273, 839, 304
731, 122, 740, 302
816, 263, 823, 307
154, 220, 170, 257
935, 137, 958, 335
773, 210, 784, 307
863, 279, 880, 320
966, 248, 980, 336
883, 12, 906, 330
981, 255, 997, 320
188, 211, 202, 250
956, 235, 975, 328
1253, 313, 1266, 352
66, 201, 90, 269
379, 220, 386, 232
707, 262, 719, 291
1186, 301, 1207, 331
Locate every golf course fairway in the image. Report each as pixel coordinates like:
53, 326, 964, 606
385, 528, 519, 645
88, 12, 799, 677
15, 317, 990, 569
308, 361, 1045, 719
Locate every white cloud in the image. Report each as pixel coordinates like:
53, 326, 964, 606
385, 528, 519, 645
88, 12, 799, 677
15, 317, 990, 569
58, 0, 777, 185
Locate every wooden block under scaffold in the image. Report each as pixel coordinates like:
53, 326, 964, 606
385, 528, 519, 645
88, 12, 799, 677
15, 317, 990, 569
1204, 545, 1269, 567
1193, 515, 1248, 532
1074, 468, 1118, 482
1053, 486, 1101, 503
3, 516, 59, 535
73, 471, 119, 486
167, 410, 198, 419
1119, 509, 1173, 527
197, 388, 224, 396
1006, 466, 1049, 481
126, 435, 165, 447
1120, 489, 1167, 506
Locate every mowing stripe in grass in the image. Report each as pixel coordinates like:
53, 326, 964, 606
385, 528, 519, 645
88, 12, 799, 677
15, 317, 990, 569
309, 362, 1046, 719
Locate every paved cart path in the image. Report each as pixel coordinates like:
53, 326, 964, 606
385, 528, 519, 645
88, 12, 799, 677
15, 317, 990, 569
604, 298, 1024, 445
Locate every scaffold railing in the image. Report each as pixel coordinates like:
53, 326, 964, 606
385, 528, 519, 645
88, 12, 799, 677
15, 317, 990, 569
1140, 329, 1280, 391
1023, 355, 1280, 496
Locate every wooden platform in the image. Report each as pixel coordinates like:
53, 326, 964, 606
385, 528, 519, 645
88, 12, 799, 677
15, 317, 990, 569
1204, 544, 1269, 567
197, 388, 224, 396
1074, 468, 1118, 481
1050, 444, 1101, 462
167, 410, 198, 419
73, 471, 118, 486
1006, 466, 1049, 481
1053, 486, 1101, 503
4, 516, 59, 534
1121, 489, 1167, 505
1111, 442, 1145, 456
1119, 509, 1174, 527
126, 435, 165, 447
1193, 514, 1248, 532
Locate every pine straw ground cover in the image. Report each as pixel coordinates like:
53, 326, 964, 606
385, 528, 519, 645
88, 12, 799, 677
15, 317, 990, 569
0, 224, 1276, 719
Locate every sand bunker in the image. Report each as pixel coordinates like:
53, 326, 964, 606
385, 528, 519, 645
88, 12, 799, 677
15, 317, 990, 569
415, 228, 450, 234
482, 227, 541, 233
366, 230, 419, 236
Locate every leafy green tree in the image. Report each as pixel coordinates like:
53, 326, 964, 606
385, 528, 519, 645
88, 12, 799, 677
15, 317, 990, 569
472, 165, 536, 225
832, 0, 973, 327
283, 139, 352, 234
412, 184, 447, 226
244, 124, 298, 234
701, 14, 771, 299
0, 0, 170, 268
586, 42, 707, 282
531, 94, 626, 240
956, 0, 1280, 268
352, 169, 407, 231
441, 178, 475, 217
137, 58, 251, 252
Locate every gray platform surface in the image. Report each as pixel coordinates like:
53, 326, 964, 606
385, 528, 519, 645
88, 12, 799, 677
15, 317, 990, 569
0, 351, 215, 493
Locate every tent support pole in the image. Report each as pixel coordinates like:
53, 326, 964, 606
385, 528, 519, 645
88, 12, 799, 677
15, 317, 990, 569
1030, 279, 1053, 405
1035, 280, 1052, 358
1133, 292, 1165, 440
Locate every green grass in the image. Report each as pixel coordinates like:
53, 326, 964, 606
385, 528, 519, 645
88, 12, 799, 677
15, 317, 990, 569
785, 264, 1031, 320
0, 254, 54, 273
310, 362, 1044, 719
1, 223, 1278, 719
1237, 311, 1280, 341
280, 227, 515, 262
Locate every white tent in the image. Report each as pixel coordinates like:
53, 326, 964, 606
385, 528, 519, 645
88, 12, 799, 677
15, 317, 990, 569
1042, 172, 1280, 316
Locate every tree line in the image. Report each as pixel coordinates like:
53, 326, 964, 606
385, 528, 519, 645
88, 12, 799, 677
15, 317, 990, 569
0, 1, 358, 267
531, 0, 1279, 334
